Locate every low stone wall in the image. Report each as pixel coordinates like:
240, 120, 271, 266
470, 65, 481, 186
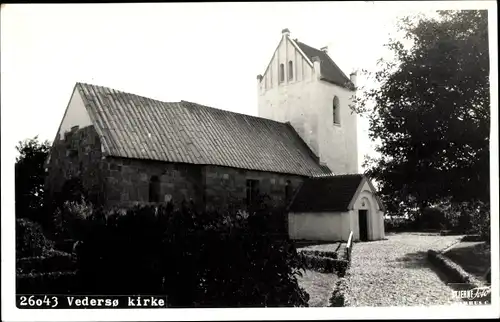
329, 274, 353, 307
427, 249, 483, 287
300, 254, 349, 276
299, 249, 338, 259
329, 231, 354, 306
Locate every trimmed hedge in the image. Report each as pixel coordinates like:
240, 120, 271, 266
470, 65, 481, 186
16, 271, 78, 294
299, 249, 338, 259
427, 249, 480, 286
17, 252, 74, 274
329, 276, 351, 307
299, 254, 349, 277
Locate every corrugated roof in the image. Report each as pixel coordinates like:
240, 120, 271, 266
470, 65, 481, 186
295, 41, 355, 90
289, 174, 364, 212
75, 82, 333, 177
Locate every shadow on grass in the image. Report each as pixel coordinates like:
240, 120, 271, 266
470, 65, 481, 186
443, 242, 490, 280
426, 260, 491, 304
392, 251, 430, 269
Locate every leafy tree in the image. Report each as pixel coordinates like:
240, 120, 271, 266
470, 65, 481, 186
15, 136, 51, 225
353, 10, 490, 214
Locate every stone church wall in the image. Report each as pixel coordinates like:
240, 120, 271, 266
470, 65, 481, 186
46, 126, 306, 211
45, 125, 106, 206
203, 165, 304, 211
102, 157, 203, 209
103, 162, 304, 211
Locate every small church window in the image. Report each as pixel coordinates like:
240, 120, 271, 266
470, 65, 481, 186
288, 61, 293, 80
149, 175, 161, 202
333, 96, 340, 125
246, 179, 260, 206
285, 180, 293, 203
279, 63, 285, 83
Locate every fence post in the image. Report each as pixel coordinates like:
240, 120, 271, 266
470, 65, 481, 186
346, 231, 353, 262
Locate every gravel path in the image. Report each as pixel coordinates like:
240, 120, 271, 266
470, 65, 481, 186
347, 233, 464, 307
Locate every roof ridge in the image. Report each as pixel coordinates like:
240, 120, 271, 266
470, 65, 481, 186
180, 100, 289, 126
310, 173, 363, 179
76, 82, 181, 105
76, 83, 290, 127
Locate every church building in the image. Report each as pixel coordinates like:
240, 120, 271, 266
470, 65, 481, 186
45, 28, 385, 242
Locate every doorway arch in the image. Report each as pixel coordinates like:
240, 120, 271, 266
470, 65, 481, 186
357, 196, 372, 241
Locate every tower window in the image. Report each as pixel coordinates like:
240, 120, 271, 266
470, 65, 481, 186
288, 61, 293, 80
149, 175, 161, 202
333, 96, 340, 125
279, 63, 285, 83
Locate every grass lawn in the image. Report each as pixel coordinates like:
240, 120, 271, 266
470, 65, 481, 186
295, 242, 343, 307
443, 241, 491, 282
297, 269, 338, 307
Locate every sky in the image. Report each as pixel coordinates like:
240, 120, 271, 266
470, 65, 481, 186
0, 1, 494, 171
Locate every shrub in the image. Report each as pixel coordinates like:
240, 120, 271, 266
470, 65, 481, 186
76, 202, 309, 307
417, 207, 447, 230
385, 216, 413, 232
440, 200, 490, 237
52, 197, 94, 241
16, 218, 55, 258
16, 271, 78, 295
17, 252, 74, 274
469, 202, 490, 242
52, 177, 89, 208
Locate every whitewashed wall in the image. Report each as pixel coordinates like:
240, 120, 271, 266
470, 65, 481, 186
288, 211, 349, 241
350, 181, 385, 241
57, 87, 93, 140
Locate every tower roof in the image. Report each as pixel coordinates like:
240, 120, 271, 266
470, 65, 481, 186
294, 40, 355, 90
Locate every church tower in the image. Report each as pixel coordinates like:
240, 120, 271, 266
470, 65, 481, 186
257, 28, 359, 174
